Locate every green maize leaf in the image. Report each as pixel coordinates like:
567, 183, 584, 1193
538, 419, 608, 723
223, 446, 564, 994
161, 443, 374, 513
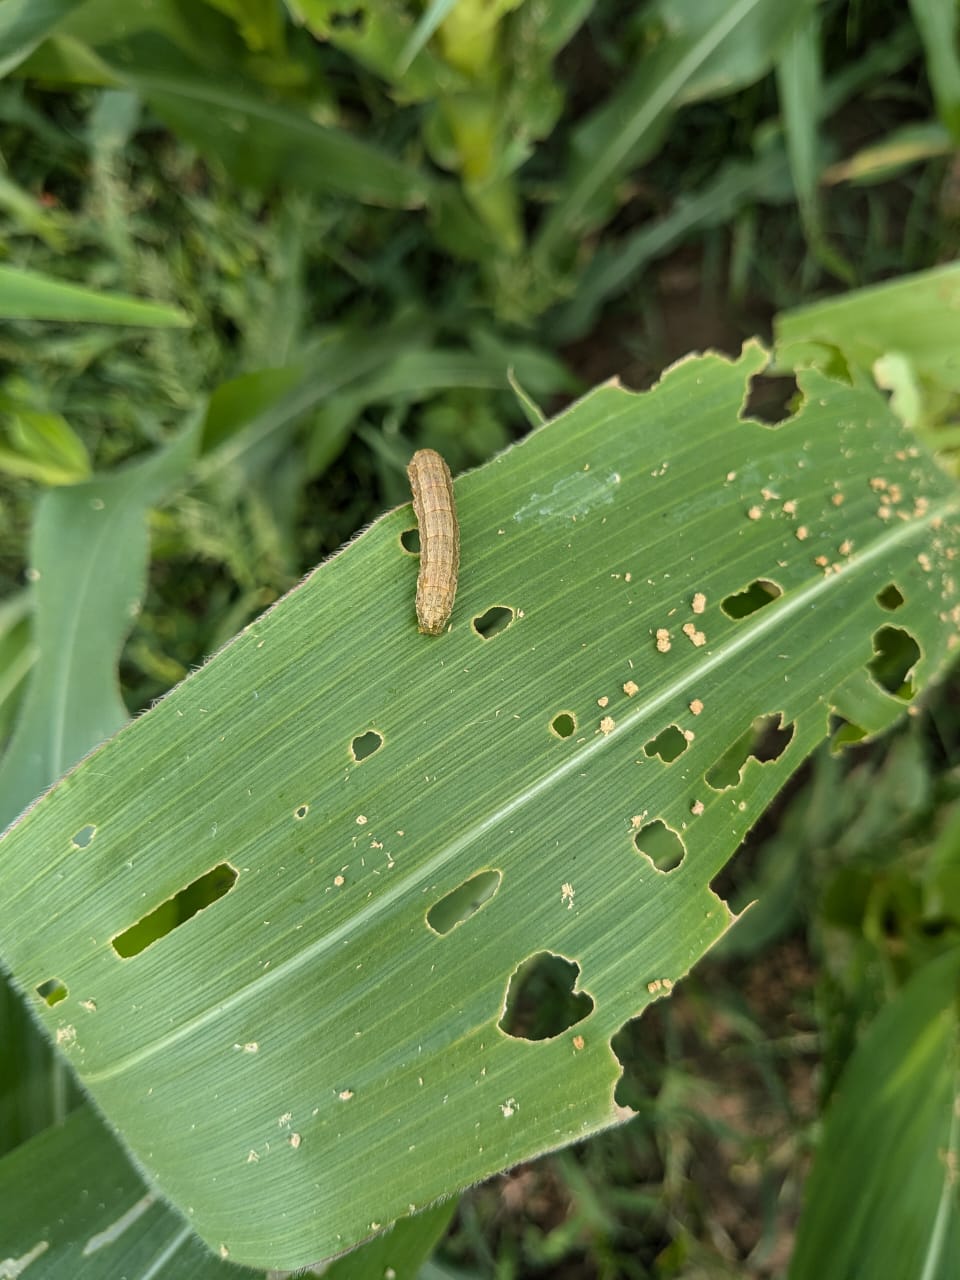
129, 67, 431, 208
321, 1198, 458, 1280
204, 0, 287, 56
194, 323, 433, 485
285, 0, 463, 100
822, 121, 953, 188
1, 343, 958, 1269
549, 145, 794, 343
0, 401, 91, 486
0, 417, 202, 829
774, 262, 960, 397
0, 592, 35, 750
0, 1097, 455, 1277
0, 1104, 262, 1277
908, 0, 960, 141
201, 365, 306, 456
16, 1, 434, 211
774, 8, 854, 282
0, 264, 190, 326
536, 0, 815, 259
397, 0, 461, 73
0, 163, 66, 247
0, 0, 85, 78
790, 948, 960, 1280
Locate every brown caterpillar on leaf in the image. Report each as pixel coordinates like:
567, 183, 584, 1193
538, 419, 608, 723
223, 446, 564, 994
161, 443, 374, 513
407, 448, 459, 635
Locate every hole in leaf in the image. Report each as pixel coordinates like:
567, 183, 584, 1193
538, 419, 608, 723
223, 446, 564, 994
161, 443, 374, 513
499, 953, 594, 1041
112, 863, 238, 959
294, 804, 309, 820
36, 978, 67, 1007
329, 8, 365, 31
876, 583, 904, 612
868, 626, 920, 697
351, 730, 383, 762
633, 820, 685, 872
752, 714, 795, 762
427, 870, 502, 935
721, 579, 783, 620
71, 824, 96, 849
400, 528, 420, 555
920, 918, 949, 939
611, 1008, 670, 1110
831, 721, 868, 751
705, 713, 794, 790
743, 373, 801, 423
550, 712, 577, 739
472, 607, 514, 639
644, 725, 688, 764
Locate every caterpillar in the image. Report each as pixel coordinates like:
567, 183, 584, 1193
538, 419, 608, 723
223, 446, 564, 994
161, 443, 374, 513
407, 448, 459, 635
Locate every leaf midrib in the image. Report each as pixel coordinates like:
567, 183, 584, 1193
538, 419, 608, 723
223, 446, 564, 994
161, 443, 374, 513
83, 495, 954, 1084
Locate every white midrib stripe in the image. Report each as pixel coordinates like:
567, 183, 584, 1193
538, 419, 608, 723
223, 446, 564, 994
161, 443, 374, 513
86, 496, 956, 1082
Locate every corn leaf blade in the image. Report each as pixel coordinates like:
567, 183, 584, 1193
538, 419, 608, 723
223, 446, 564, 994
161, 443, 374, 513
1, 344, 958, 1269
